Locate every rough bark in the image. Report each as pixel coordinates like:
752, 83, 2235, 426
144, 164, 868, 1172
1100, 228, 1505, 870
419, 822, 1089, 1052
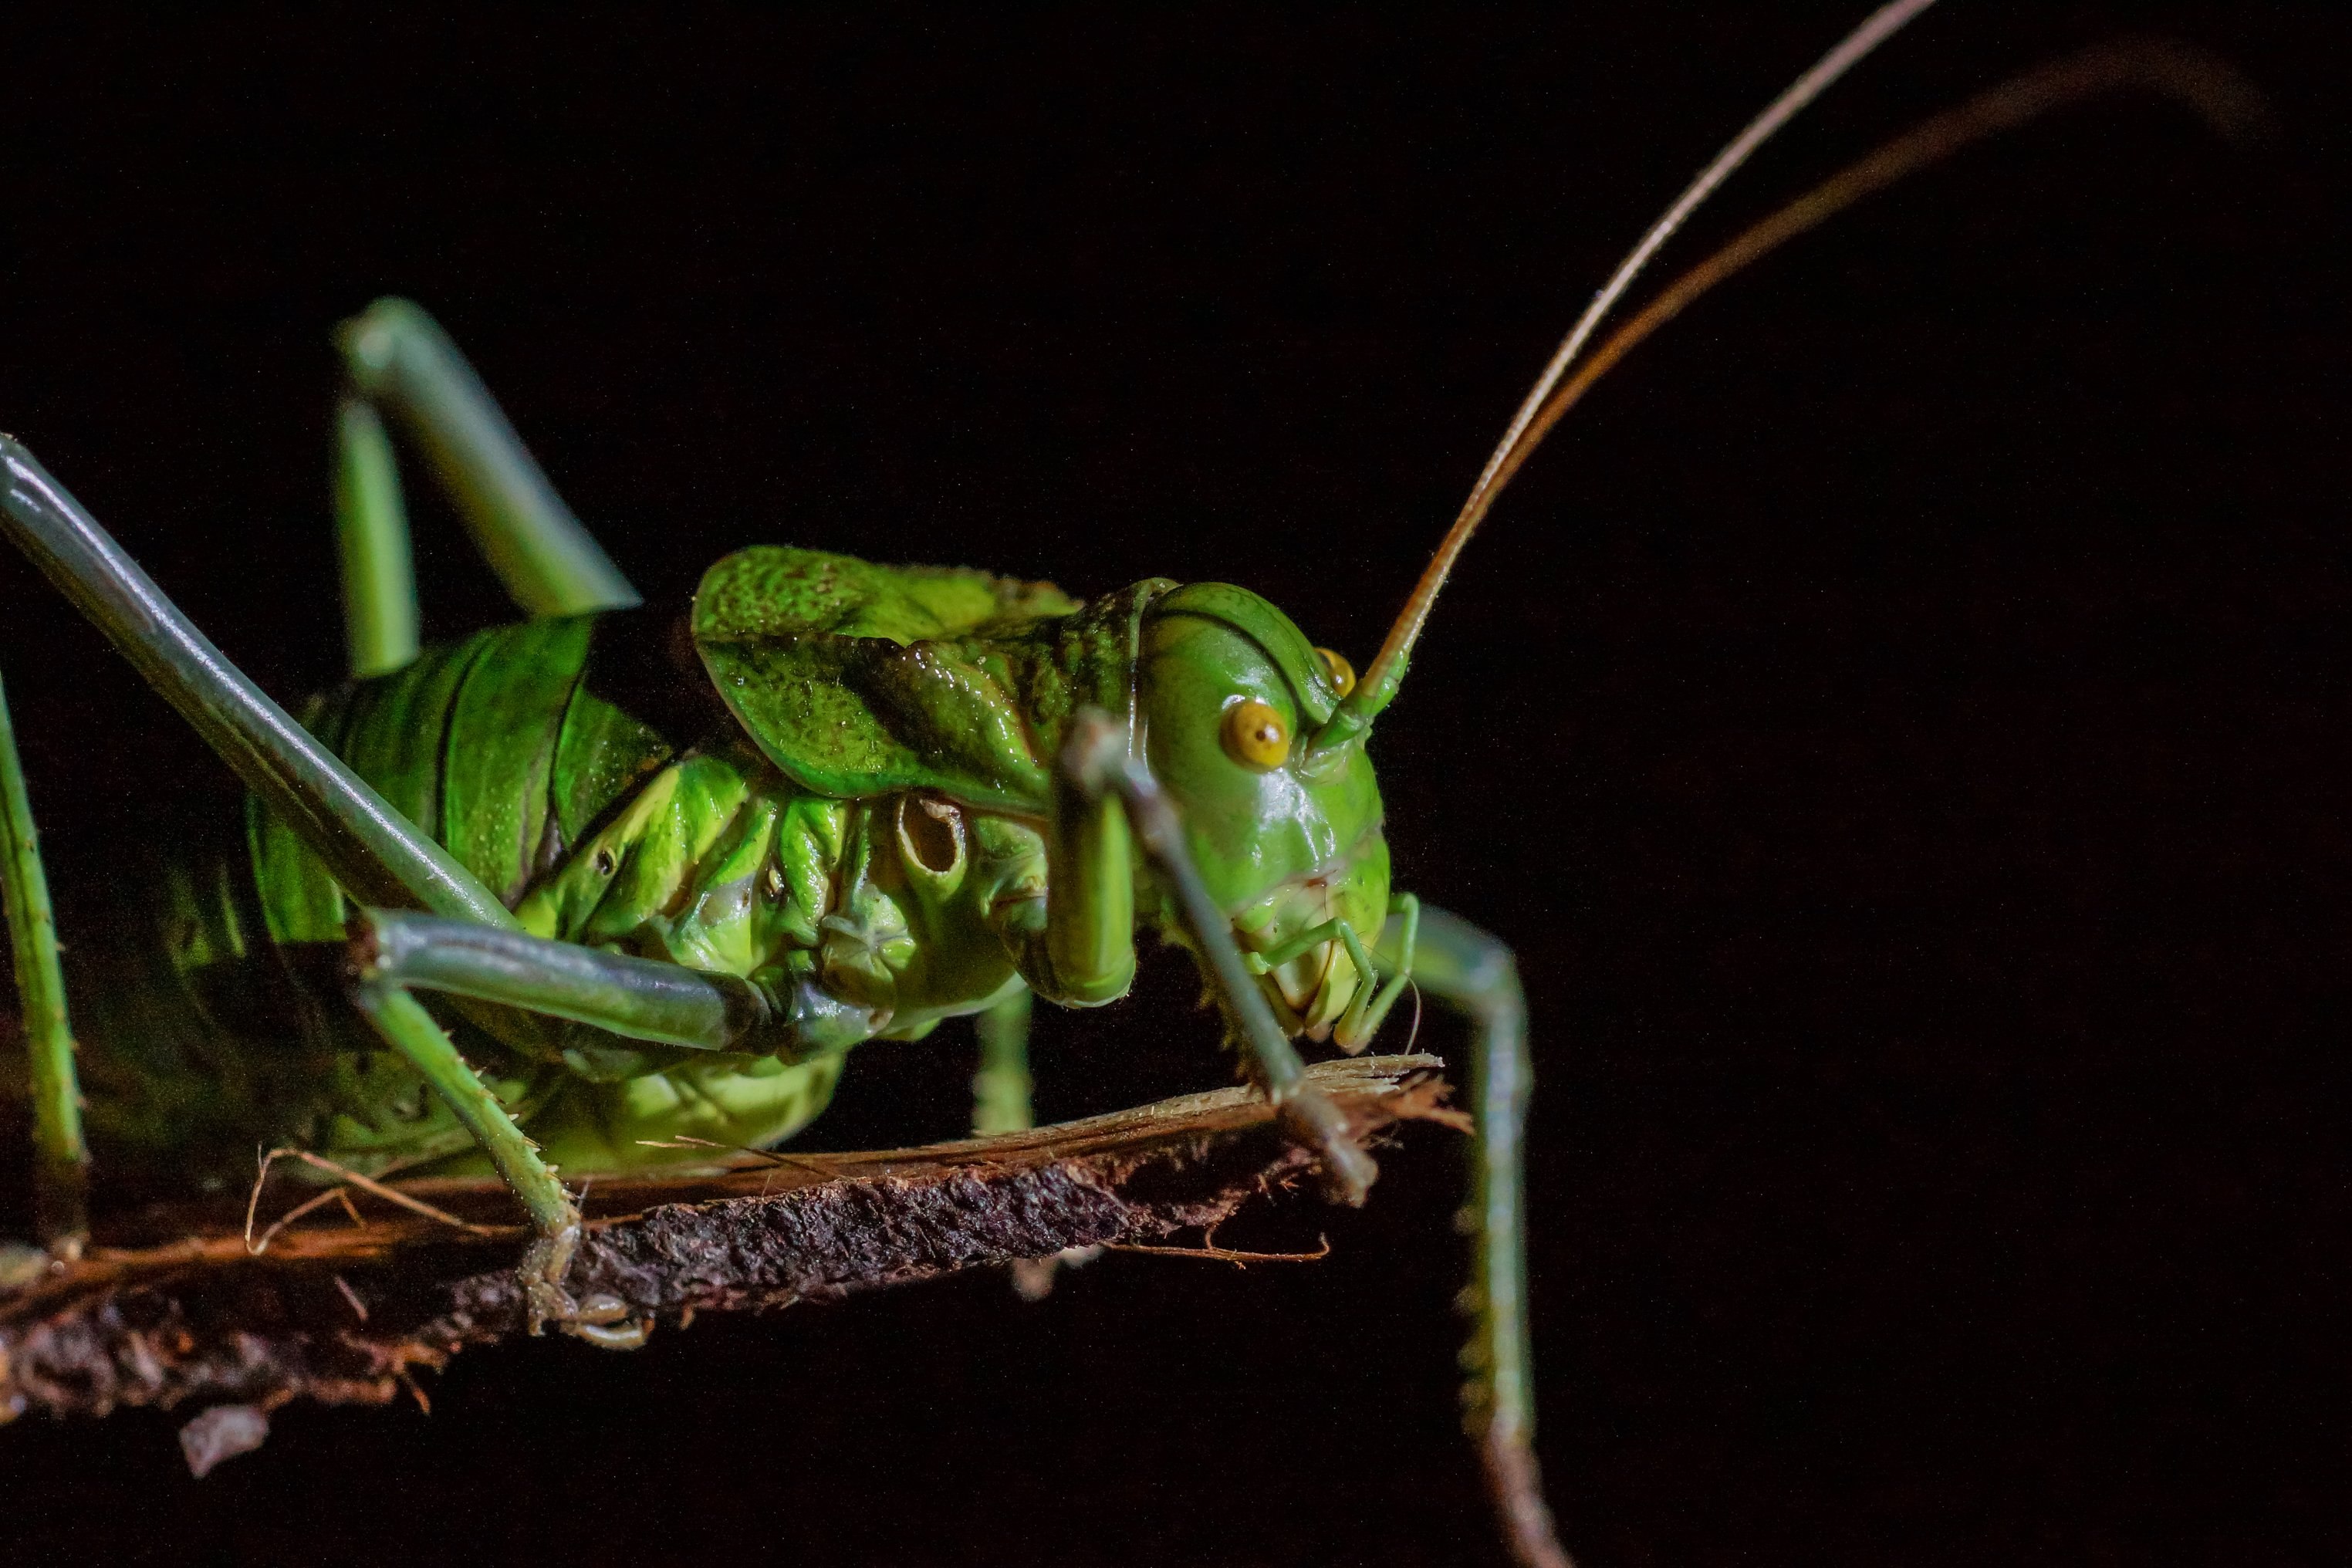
1, 1054, 1456, 1425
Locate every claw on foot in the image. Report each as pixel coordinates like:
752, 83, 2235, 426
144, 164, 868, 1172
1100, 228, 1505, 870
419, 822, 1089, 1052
572, 1290, 654, 1350
1277, 1087, 1377, 1205
514, 1220, 652, 1347
518, 1220, 583, 1335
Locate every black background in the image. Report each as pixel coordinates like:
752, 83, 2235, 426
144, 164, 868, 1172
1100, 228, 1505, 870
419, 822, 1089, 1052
2, 5, 2347, 1564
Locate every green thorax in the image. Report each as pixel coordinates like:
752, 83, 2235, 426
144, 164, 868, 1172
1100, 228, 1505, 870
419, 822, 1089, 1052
80, 614, 688, 1178
691, 545, 1169, 811
690, 544, 1384, 915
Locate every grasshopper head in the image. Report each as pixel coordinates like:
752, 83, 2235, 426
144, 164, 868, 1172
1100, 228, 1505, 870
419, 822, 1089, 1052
1139, 584, 1389, 1041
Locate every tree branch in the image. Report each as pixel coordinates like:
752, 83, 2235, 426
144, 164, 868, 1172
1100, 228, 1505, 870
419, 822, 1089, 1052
1, 1054, 1458, 1430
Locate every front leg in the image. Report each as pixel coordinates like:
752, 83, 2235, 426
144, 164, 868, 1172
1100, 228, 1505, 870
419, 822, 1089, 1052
988, 723, 1139, 1010
1053, 711, 1377, 1204
1380, 901, 1564, 1568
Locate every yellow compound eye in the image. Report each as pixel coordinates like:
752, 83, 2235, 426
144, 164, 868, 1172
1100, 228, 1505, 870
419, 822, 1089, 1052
1221, 698, 1290, 770
1314, 647, 1356, 698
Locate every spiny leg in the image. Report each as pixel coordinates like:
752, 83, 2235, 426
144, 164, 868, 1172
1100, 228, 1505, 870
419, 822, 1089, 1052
350, 907, 772, 1053
335, 397, 421, 678
0, 669, 85, 1252
1383, 901, 1566, 1568
337, 298, 640, 617
1058, 710, 1375, 1203
344, 985, 581, 1330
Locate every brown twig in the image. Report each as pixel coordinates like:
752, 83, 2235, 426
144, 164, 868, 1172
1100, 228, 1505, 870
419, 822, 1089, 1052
2, 1054, 1455, 1424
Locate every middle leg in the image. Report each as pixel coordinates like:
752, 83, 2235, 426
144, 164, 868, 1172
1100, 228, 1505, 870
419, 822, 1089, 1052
971, 988, 1036, 1137
344, 907, 791, 1330
1055, 710, 1377, 1204
969, 988, 1088, 1299
1380, 901, 1561, 1568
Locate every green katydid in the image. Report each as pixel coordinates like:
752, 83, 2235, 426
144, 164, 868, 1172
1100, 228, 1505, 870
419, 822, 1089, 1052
0, 2, 2252, 1560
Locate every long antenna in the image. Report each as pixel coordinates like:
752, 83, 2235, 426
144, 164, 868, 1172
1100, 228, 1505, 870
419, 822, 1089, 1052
1329, 0, 1942, 739
1478, 41, 2265, 515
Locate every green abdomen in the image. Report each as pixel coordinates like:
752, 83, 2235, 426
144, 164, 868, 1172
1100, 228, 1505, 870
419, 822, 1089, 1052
75, 610, 1026, 1191
73, 613, 769, 1187
253, 613, 678, 938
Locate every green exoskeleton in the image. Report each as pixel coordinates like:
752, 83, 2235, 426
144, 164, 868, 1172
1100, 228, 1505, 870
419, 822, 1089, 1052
3, 2, 2242, 1560
0, 293, 1553, 1505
